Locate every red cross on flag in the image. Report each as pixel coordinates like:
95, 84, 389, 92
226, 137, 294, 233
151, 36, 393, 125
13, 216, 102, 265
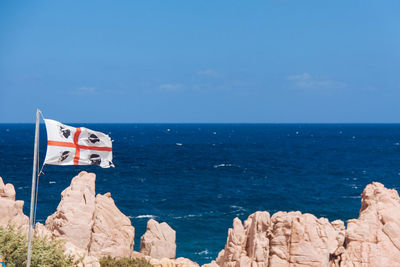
44, 119, 114, 168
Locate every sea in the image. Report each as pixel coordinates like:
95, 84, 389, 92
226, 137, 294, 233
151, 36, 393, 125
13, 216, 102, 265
1, 124, 400, 264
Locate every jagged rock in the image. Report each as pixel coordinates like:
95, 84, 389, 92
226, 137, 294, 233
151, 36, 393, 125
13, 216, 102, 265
140, 219, 177, 259
269, 211, 344, 267
342, 182, 400, 267
209, 211, 345, 267
202, 261, 219, 267
45, 171, 97, 252
5, 171, 400, 267
89, 192, 135, 258
215, 212, 271, 267
132, 251, 199, 267
149, 257, 200, 267
44, 171, 135, 261
34, 222, 52, 239
0, 176, 29, 228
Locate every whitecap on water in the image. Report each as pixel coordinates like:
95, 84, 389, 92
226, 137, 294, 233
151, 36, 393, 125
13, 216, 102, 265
213, 163, 238, 168
214, 163, 227, 168
349, 184, 358, 189
176, 143, 183, 146
134, 215, 158, 219
196, 249, 209, 255
230, 205, 247, 212
49, 181, 56, 184
342, 195, 361, 199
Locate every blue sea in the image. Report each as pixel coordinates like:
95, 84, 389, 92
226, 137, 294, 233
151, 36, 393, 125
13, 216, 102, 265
1, 124, 400, 264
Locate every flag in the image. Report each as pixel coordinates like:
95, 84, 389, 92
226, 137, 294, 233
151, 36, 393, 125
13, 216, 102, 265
44, 119, 114, 168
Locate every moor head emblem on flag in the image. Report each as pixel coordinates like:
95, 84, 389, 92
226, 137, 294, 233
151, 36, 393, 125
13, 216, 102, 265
59, 126, 71, 139
44, 119, 114, 168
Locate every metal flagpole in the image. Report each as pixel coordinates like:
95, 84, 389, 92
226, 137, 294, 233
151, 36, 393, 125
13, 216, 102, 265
27, 109, 40, 267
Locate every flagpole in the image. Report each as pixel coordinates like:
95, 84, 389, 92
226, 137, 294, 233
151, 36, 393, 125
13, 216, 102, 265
27, 109, 40, 267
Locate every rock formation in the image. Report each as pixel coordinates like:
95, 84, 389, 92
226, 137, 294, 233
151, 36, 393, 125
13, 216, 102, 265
207, 211, 345, 267
132, 251, 199, 267
45, 171, 97, 256
342, 182, 400, 266
0, 176, 29, 228
45, 171, 135, 259
3, 172, 400, 267
140, 218, 177, 259
89, 192, 135, 258
205, 182, 400, 267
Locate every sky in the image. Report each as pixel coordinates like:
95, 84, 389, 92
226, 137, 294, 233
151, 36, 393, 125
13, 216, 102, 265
0, 1, 399, 123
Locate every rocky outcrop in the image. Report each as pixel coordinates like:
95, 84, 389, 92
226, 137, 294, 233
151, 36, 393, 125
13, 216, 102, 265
140, 218, 177, 259
45, 171, 135, 260
268, 212, 345, 267
89, 192, 135, 258
342, 182, 400, 266
206, 182, 400, 267
0, 176, 29, 228
4, 171, 400, 267
209, 211, 345, 267
45, 171, 97, 255
132, 251, 199, 267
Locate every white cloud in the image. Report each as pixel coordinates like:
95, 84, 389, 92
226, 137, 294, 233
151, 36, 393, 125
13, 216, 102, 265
196, 69, 221, 77
72, 87, 98, 95
287, 73, 346, 90
158, 83, 184, 92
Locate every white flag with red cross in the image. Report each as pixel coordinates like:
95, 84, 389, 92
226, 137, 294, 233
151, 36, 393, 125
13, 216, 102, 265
44, 119, 114, 168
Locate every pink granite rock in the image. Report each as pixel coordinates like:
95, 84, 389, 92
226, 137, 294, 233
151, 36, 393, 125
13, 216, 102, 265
342, 182, 400, 267
0, 176, 29, 228
5, 171, 400, 267
140, 219, 177, 259
45, 171, 97, 252
34, 222, 52, 239
215, 212, 270, 267
89, 192, 135, 258
132, 251, 199, 267
45, 171, 135, 260
269, 211, 344, 267
209, 211, 345, 267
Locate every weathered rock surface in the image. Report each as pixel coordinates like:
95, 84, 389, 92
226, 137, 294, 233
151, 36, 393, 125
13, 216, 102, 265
0, 176, 29, 228
89, 192, 135, 258
45, 171, 97, 253
211, 211, 345, 267
132, 251, 199, 267
342, 182, 400, 267
268, 212, 345, 267
206, 182, 400, 267
4, 171, 400, 267
45, 171, 135, 260
141, 218, 177, 259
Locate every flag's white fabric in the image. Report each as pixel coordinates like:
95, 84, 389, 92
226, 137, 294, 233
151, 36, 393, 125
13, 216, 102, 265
44, 119, 114, 168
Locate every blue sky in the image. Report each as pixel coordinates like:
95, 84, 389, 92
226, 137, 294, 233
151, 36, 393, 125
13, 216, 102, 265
1, 1, 399, 123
